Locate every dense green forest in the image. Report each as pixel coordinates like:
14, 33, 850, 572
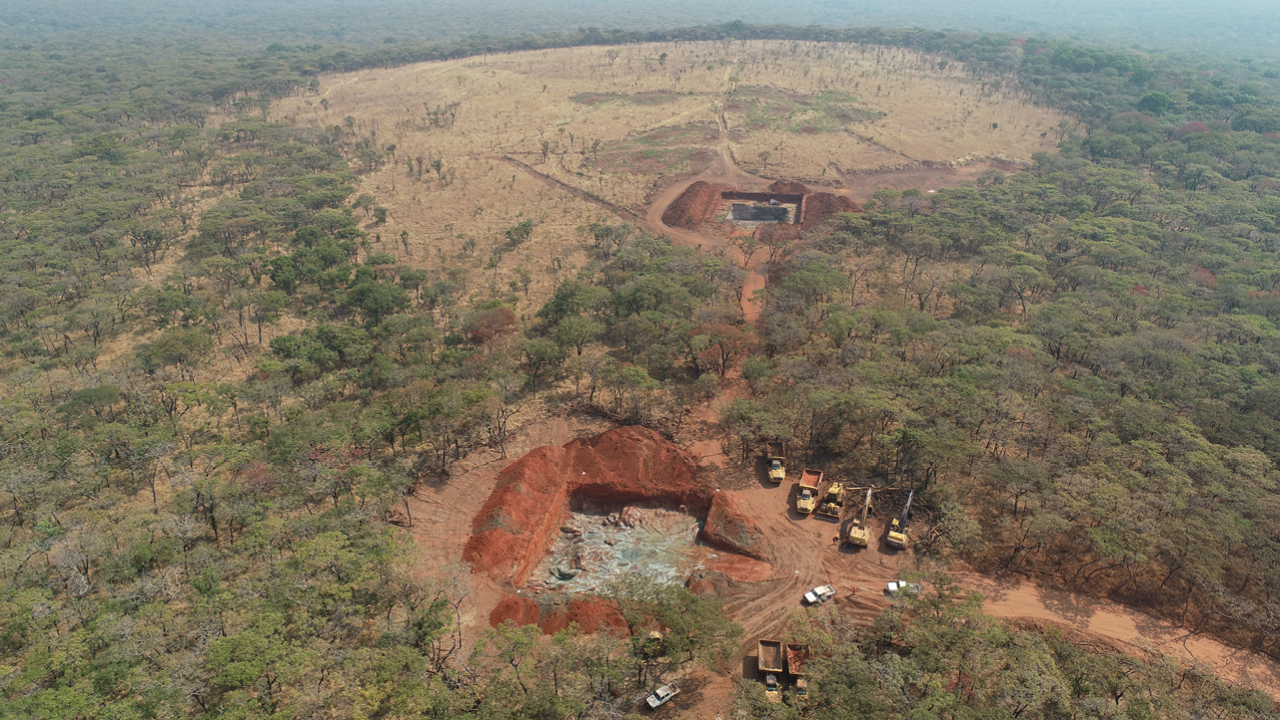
4, 4, 1280, 718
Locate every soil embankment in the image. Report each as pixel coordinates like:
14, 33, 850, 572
463, 426, 765, 588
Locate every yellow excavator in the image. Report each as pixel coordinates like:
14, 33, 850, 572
843, 488, 873, 548
886, 490, 914, 549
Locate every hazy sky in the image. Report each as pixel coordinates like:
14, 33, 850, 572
2, 0, 1277, 58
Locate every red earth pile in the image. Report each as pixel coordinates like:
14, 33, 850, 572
801, 192, 861, 228
465, 426, 711, 585
702, 493, 767, 560
767, 180, 811, 194
662, 180, 726, 228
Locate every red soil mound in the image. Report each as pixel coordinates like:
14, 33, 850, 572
463, 426, 709, 585
490, 595, 542, 627
662, 181, 726, 228
702, 493, 767, 560
802, 192, 861, 228
489, 593, 628, 634
767, 180, 811, 194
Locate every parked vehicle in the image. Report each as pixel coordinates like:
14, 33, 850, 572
765, 442, 786, 483
645, 683, 680, 709
886, 490, 915, 549
886, 580, 921, 597
804, 584, 836, 605
796, 469, 823, 514
843, 488, 873, 547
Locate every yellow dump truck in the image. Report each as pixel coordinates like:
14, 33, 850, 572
796, 469, 823, 514
816, 482, 845, 520
786, 643, 811, 706
766, 442, 786, 483
843, 488, 873, 548
758, 639, 784, 703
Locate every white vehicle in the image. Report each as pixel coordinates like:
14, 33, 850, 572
886, 580, 920, 597
645, 682, 680, 709
803, 584, 836, 605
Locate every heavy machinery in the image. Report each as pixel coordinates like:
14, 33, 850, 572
764, 673, 782, 703
786, 642, 810, 704
766, 443, 786, 484
842, 488, 873, 548
796, 469, 822, 514
816, 481, 845, 519
886, 490, 914, 549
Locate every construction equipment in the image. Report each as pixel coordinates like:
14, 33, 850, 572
886, 490, 914, 549
843, 488, 873, 548
757, 639, 784, 673
645, 682, 680, 709
816, 481, 845, 520
764, 673, 782, 702
766, 442, 786, 483
796, 469, 822, 514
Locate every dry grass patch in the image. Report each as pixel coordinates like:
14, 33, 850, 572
273, 41, 1067, 307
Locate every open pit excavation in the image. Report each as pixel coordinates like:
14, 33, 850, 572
463, 426, 771, 631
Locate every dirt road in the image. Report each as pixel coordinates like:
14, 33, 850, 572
714, 477, 1280, 700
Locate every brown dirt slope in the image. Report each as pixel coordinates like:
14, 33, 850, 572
702, 493, 767, 560
802, 192, 861, 227
464, 426, 710, 586
661, 180, 726, 229
767, 180, 811, 194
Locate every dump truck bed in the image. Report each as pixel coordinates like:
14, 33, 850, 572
757, 639, 784, 672
785, 643, 810, 676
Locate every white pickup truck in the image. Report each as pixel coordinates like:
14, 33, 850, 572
886, 580, 920, 597
803, 584, 836, 605
645, 682, 680, 709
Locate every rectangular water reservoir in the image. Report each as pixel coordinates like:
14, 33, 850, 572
731, 203, 790, 222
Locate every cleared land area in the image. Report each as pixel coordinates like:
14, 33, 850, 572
274, 41, 1066, 313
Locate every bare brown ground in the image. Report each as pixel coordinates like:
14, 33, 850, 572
404, 387, 1280, 720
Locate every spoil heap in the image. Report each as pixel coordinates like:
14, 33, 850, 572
662, 180, 727, 228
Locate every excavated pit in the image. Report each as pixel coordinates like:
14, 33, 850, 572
527, 502, 704, 593
464, 426, 769, 630
661, 179, 860, 232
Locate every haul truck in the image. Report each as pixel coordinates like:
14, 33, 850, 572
786, 643, 811, 705
758, 639, 784, 702
816, 482, 845, 520
796, 469, 823, 514
886, 490, 914, 549
766, 442, 787, 483
843, 488, 873, 548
